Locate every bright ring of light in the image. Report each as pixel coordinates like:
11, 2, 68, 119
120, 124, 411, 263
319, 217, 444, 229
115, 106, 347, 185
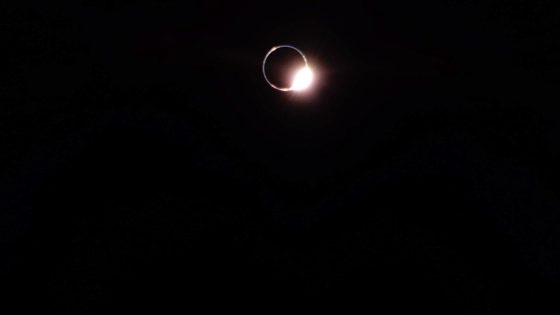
262, 45, 311, 92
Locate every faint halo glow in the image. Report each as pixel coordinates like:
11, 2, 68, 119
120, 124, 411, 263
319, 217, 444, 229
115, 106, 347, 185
290, 66, 314, 92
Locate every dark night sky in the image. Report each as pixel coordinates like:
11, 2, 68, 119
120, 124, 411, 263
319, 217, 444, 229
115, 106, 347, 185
2, 0, 560, 312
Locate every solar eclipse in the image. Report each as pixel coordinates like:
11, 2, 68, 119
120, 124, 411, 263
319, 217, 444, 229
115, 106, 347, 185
262, 45, 314, 92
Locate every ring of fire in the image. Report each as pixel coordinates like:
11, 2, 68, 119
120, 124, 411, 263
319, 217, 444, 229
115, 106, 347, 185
262, 45, 314, 92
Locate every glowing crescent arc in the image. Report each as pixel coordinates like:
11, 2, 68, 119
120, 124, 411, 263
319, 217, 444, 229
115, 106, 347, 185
262, 45, 310, 92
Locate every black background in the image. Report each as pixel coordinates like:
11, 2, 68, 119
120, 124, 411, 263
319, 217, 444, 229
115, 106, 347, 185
3, 0, 559, 313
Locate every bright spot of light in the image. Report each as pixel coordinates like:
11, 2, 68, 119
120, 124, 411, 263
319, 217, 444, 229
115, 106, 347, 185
290, 66, 314, 92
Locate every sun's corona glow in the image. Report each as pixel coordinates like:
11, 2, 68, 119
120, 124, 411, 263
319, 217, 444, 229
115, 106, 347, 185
290, 66, 314, 92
